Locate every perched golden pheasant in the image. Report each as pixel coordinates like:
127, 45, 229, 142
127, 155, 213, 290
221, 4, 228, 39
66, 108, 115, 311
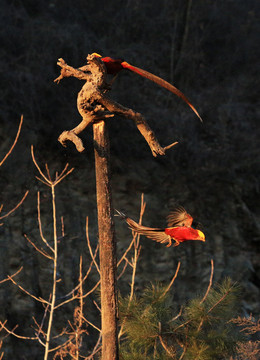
92, 53, 202, 122
116, 207, 205, 247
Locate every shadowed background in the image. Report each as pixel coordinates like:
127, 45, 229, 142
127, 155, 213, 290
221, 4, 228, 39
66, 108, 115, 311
0, 0, 259, 357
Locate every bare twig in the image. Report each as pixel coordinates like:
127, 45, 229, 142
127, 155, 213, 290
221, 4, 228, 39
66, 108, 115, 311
31, 146, 74, 187
163, 141, 178, 152
168, 306, 183, 323
81, 315, 101, 333
85, 333, 102, 360
7, 275, 50, 305
0, 115, 23, 167
86, 217, 100, 274
200, 259, 214, 304
117, 260, 128, 280
44, 182, 58, 360
24, 234, 53, 260
57, 242, 99, 306
0, 266, 23, 284
0, 321, 37, 341
118, 195, 145, 339
37, 192, 54, 253
159, 334, 175, 358
161, 261, 181, 299
0, 191, 29, 221
31, 146, 51, 184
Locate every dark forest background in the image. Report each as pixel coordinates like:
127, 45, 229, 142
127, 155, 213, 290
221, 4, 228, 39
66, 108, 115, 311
0, 0, 259, 358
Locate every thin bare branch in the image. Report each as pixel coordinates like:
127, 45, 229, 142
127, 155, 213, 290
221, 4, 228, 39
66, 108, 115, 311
37, 192, 54, 253
93, 300, 101, 313
118, 195, 145, 339
7, 275, 50, 305
44, 182, 59, 359
57, 163, 69, 179
81, 315, 101, 333
0, 266, 23, 284
60, 216, 65, 238
168, 306, 183, 323
31, 317, 46, 338
0, 321, 37, 340
85, 333, 102, 360
53, 167, 74, 186
58, 242, 99, 303
31, 146, 51, 184
48, 338, 75, 353
117, 260, 128, 280
24, 234, 53, 260
117, 236, 136, 267
0, 321, 7, 332
161, 261, 181, 299
86, 217, 100, 274
35, 176, 51, 187
163, 141, 178, 152
200, 259, 214, 304
81, 280, 101, 300
32, 146, 74, 187
0, 115, 23, 167
159, 334, 175, 357
45, 163, 52, 182
0, 190, 29, 221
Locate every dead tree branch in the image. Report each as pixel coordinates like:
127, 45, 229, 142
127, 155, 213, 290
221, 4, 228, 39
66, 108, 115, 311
55, 54, 177, 156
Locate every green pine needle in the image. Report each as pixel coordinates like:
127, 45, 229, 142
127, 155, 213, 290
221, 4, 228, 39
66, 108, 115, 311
119, 278, 244, 360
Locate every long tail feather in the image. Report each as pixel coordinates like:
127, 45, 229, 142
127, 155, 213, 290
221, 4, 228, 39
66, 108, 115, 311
115, 209, 161, 232
115, 209, 175, 246
122, 62, 202, 122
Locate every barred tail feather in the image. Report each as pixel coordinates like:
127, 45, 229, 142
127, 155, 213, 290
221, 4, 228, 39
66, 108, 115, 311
115, 209, 127, 219
125, 217, 162, 234
115, 209, 171, 245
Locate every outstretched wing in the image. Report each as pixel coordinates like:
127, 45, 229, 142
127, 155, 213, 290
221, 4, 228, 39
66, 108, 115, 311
167, 206, 193, 228
115, 209, 171, 246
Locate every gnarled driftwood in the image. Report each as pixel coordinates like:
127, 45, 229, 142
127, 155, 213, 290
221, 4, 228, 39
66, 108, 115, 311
55, 53, 177, 156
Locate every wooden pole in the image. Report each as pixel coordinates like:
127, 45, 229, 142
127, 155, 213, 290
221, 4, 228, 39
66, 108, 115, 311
93, 120, 118, 360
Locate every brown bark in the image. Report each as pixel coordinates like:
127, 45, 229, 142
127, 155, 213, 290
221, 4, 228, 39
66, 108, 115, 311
93, 120, 118, 360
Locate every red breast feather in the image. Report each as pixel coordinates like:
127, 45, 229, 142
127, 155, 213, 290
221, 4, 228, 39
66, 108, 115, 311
165, 227, 205, 243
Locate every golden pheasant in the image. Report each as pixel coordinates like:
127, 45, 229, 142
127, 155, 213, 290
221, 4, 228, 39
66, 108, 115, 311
92, 53, 202, 122
116, 207, 205, 247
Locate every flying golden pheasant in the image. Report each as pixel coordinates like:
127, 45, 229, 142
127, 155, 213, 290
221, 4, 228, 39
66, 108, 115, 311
116, 207, 205, 247
92, 53, 202, 122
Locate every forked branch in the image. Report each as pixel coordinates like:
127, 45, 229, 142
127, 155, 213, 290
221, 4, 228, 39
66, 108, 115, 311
55, 54, 178, 156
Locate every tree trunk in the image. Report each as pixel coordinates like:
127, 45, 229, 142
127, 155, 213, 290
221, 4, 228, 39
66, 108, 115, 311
93, 120, 118, 360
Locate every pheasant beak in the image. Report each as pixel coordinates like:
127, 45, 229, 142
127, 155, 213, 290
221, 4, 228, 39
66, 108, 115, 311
197, 230, 205, 242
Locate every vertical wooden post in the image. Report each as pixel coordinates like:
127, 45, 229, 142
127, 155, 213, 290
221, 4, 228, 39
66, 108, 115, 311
93, 120, 118, 360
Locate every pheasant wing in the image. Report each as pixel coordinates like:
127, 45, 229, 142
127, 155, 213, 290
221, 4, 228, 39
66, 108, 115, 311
167, 206, 193, 228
